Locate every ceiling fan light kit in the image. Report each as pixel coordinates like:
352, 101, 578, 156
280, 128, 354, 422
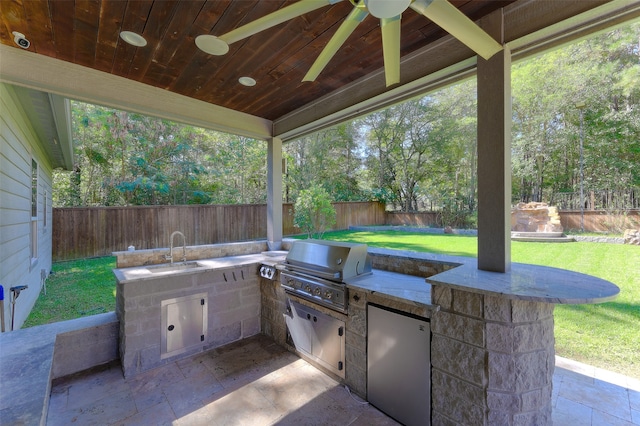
364, 0, 412, 19
195, 35, 229, 56
194, 0, 503, 87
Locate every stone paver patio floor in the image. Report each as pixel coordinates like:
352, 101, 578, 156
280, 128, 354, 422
47, 335, 640, 425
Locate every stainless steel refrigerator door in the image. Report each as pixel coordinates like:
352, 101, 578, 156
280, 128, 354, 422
367, 304, 430, 426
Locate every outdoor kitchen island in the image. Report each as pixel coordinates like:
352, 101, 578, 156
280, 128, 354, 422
114, 241, 619, 426
342, 248, 620, 426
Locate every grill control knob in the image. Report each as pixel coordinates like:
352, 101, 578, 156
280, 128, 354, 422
324, 291, 332, 299
305, 285, 312, 292
314, 287, 321, 296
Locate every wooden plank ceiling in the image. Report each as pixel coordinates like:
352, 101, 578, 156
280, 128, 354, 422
0, 0, 513, 122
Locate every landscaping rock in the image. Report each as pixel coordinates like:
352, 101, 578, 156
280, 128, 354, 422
511, 202, 563, 233
570, 235, 625, 244
623, 229, 640, 245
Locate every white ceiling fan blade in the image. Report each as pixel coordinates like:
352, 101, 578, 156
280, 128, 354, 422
381, 16, 401, 86
220, 0, 341, 45
303, 6, 369, 82
410, 0, 502, 60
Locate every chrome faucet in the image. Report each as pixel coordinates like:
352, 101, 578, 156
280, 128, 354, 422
165, 231, 187, 264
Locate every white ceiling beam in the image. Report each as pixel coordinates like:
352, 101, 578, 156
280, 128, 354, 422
0, 46, 273, 141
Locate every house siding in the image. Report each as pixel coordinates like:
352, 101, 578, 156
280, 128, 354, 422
1, 83, 53, 331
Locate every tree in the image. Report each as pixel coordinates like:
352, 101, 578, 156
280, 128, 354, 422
284, 122, 366, 203
54, 102, 267, 206
511, 23, 640, 205
293, 185, 337, 239
359, 80, 478, 216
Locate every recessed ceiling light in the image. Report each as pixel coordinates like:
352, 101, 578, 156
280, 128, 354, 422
120, 31, 147, 47
239, 77, 256, 87
195, 35, 229, 56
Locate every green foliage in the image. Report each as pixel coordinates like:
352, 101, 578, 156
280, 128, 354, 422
283, 122, 367, 203
55, 103, 267, 206
358, 80, 479, 213
511, 23, 640, 203
437, 198, 476, 229
293, 185, 337, 239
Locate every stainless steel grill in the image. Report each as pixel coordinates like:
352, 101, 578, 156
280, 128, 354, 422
279, 239, 372, 313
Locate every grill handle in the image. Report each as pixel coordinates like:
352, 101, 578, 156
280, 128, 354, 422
282, 263, 341, 281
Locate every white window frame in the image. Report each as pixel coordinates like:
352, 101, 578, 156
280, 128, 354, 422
31, 159, 38, 265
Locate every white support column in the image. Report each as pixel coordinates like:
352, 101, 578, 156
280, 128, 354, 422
267, 137, 283, 249
477, 12, 511, 272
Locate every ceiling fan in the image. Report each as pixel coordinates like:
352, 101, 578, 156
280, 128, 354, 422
195, 0, 503, 87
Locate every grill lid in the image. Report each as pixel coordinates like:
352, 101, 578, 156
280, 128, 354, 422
284, 239, 372, 281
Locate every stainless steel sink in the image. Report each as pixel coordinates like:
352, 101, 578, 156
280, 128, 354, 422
145, 261, 205, 273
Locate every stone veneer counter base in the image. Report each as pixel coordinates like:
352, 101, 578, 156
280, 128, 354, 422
424, 260, 619, 425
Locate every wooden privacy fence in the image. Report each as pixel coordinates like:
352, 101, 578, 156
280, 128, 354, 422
52, 203, 637, 261
558, 210, 639, 233
52, 202, 386, 261
388, 210, 640, 233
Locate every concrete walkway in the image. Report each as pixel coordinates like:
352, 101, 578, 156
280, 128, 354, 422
553, 356, 640, 425
0, 312, 118, 425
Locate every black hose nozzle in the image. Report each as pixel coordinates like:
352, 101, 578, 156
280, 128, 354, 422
10, 285, 28, 300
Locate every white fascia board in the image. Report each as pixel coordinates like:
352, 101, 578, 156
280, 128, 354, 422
48, 94, 74, 171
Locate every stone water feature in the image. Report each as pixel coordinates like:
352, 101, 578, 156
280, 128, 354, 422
511, 202, 572, 242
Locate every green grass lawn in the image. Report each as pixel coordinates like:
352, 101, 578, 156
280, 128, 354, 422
26, 231, 639, 379
23, 256, 117, 327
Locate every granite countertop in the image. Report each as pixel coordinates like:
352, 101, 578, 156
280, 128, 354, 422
426, 261, 620, 304
114, 252, 286, 283
346, 270, 437, 310
114, 248, 620, 306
